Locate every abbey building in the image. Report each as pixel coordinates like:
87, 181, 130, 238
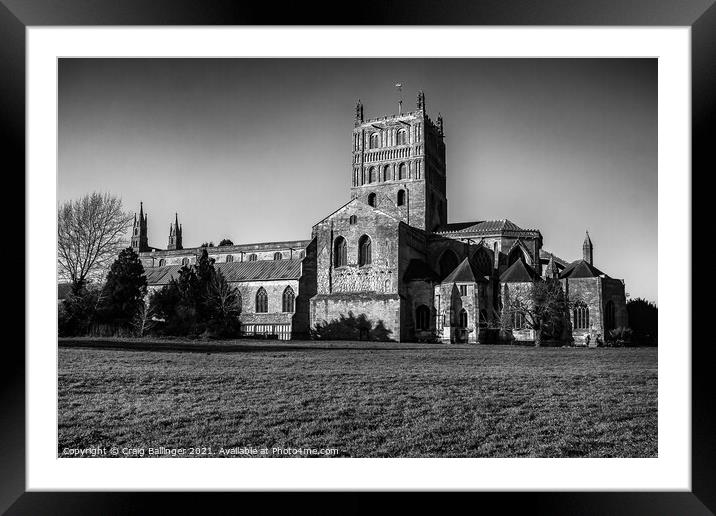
137, 91, 628, 344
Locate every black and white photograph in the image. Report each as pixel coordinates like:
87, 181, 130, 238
56, 57, 658, 459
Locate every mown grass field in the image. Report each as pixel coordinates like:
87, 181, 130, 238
58, 340, 657, 457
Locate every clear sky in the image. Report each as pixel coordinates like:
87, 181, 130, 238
58, 58, 657, 303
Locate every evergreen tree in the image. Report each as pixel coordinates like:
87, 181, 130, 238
98, 247, 147, 326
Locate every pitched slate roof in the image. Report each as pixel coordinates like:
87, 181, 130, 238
442, 257, 489, 284
499, 259, 540, 283
144, 259, 302, 286
437, 219, 539, 237
539, 249, 568, 268
403, 259, 439, 282
559, 259, 607, 279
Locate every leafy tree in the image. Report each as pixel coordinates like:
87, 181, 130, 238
200, 242, 215, 248
149, 264, 200, 335
218, 238, 234, 246
57, 192, 133, 291
206, 269, 242, 336
98, 247, 148, 326
627, 298, 658, 345
58, 283, 105, 336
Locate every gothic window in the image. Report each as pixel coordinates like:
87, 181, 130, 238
397, 129, 408, 145
398, 162, 407, 180
158, 258, 165, 267
226, 255, 234, 263
369, 167, 377, 183
416, 305, 430, 330
605, 300, 616, 330
383, 165, 390, 181
282, 286, 295, 313
438, 250, 459, 279
474, 248, 492, 275
370, 133, 379, 149
508, 247, 526, 266
349, 215, 357, 225
513, 312, 525, 330
458, 309, 468, 328
274, 252, 283, 260
334, 236, 347, 267
367, 193, 376, 207
248, 253, 258, 261
358, 235, 372, 266
256, 287, 268, 313
459, 285, 468, 296
573, 304, 589, 330
181, 257, 190, 266
397, 189, 406, 206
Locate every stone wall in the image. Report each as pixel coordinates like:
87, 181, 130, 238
563, 277, 603, 345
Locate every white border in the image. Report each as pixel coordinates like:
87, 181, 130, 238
28, 27, 691, 491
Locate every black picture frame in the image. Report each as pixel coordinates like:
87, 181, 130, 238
4, 1, 708, 513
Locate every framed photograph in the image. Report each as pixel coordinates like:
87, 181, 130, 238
7, 0, 708, 513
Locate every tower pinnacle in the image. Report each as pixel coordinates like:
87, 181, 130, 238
582, 231, 593, 265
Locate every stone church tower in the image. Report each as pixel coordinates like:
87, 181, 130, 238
131, 202, 149, 253
167, 213, 183, 251
350, 91, 447, 232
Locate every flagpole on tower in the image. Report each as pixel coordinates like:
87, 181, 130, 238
395, 82, 403, 115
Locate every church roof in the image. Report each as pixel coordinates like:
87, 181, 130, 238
539, 249, 568, 268
403, 259, 439, 282
437, 219, 539, 237
499, 259, 540, 283
145, 259, 302, 286
559, 259, 607, 279
442, 257, 489, 284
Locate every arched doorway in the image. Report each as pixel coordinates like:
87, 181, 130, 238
456, 308, 469, 343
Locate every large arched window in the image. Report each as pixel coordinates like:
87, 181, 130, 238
370, 133, 379, 149
397, 129, 408, 145
256, 287, 268, 313
474, 248, 492, 275
248, 253, 258, 262
416, 305, 430, 330
605, 300, 616, 330
226, 255, 234, 263
573, 304, 589, 330
367, 192, 376, 207
282, 286, 295, 313
358, 235, 372, 266
273, 252, 283, 260
369, 167, 377, 183
397, 189, 406, 206
438, 250, 459, 279
158, 258, 166, 267
398, 162, 407, 180
334, 236, 347, 267
508, 247, 526, 266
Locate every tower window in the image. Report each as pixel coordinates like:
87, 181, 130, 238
274, 252, 283, 260
370, 133, 379, 149
256, 287, 268, 313
358, 235, 372, 266
459, 285, 468, 296
334, 236, 347, 267
369, 167, 377, 183
282, 286, 295, 313
248, 253, 257, 261
349, 215, 357, 225
367, 193, 376, 207
397, 129, 408, 145
398, 162, 407, 180
383, 165, 390, 181
397, 189, 406, 206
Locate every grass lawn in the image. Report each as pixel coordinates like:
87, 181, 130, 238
58, 340, 657, 458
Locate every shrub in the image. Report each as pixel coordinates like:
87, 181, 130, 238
310, 312, 393, 341
97, 247, 148, 327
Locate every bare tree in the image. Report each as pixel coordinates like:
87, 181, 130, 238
57, 192, 134, 290
501, 279, 576, 346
